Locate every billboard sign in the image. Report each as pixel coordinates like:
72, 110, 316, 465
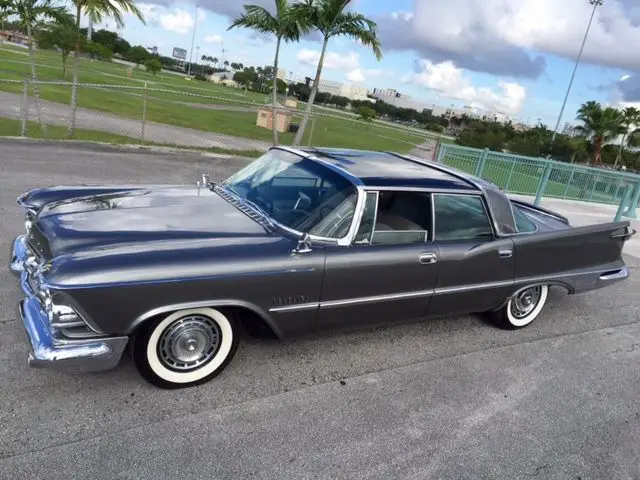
172, 47, 187, 60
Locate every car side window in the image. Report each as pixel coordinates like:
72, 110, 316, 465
433, 194, 493, 241
355, 191, 431, 245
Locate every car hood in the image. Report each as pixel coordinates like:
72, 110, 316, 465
30, 185, 271, 258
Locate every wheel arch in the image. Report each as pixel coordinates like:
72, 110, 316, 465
493, 280, 572, 312
127, 300, 281, 339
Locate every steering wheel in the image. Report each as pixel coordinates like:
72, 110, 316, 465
246, 189, 274, 215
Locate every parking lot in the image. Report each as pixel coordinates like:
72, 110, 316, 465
0, 139, 639, 479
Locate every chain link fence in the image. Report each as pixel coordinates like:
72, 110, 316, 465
0, 78, 438, 156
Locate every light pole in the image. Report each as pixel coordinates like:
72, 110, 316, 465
187, 0, 199, 77
550, 0, 603, 143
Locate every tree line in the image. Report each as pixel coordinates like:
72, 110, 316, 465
454, 103, 640, 170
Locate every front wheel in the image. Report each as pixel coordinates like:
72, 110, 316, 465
132, 307, 239, 389
490, 285, 549, 330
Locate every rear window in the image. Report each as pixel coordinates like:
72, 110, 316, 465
513, 206, 537, 233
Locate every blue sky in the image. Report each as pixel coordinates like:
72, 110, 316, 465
90, 0, 640, 127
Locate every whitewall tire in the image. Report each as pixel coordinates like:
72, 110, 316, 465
132, 307, 239, 389
491, 285, 549, 330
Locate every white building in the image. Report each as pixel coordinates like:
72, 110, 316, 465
370, 88, 427, 111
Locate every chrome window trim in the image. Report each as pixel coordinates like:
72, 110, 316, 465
362, 186, 481, 195
353, 191, 380, 245
432, 192, 497, 241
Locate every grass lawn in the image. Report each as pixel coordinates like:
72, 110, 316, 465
0, 45, 429, 153
0, 117, 263, 157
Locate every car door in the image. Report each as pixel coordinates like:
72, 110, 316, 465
426, 193, 516, 318
316, 190, 439, 333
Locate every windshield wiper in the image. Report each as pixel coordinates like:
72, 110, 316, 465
213, 184, 275, 233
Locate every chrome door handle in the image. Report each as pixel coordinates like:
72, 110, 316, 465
499, 248, 513, 259
418, 252, 437, 265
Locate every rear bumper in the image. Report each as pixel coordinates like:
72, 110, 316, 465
18, 296, 128, 373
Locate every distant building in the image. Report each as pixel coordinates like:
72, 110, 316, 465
0, 31, 29, 45
370, 88, 426, 111
562, 122, 580, 137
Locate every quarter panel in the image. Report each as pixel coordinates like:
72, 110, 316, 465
512, 222, 629, 279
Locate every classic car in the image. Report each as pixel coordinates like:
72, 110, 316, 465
10, 147, 636, 389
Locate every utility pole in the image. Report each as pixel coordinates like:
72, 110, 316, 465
550, 0, 603, 144
187, 0, 199, 77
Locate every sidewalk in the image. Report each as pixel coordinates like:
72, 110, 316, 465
511, 194, 640, 259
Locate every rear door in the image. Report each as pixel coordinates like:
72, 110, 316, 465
511, 222, 631, 279
426, 193, 516, 317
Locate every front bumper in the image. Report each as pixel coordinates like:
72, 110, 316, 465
11, 234, 128, 373
9, 234, 28, 277
18, 297, 128, 372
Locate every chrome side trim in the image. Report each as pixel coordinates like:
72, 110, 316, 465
434, 279, 514, 295
321, 289, 433, 309
269, 302, 320, 313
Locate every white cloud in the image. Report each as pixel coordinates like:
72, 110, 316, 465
133, 4, 205, 35
345, 68, 395, 83
297, 49, 360, 70
205, 34, 223, 44
379, 0, 640, 78
403, 59, 527, 113
346, 69, 365, 83
620, 74, 631, 82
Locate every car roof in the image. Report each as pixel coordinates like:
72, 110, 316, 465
298, 147, 480, 191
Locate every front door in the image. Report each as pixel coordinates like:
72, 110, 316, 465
425, 193, 515, 317
317, 190, 439, 332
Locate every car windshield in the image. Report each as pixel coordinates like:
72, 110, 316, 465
222, 149, 359, 239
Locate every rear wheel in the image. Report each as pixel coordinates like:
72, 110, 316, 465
490, 285, 549, 330
132, 307, 239, 389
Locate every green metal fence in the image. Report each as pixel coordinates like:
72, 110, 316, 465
435, 143, 640, 219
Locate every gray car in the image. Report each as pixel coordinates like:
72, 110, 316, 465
9, 147, 636, 389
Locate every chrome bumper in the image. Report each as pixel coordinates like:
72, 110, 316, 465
12, 234, 128, 373
9, 234, 28, 277
18, 297, 128, 372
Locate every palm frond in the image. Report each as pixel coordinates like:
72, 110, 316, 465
331, 12, 382, 59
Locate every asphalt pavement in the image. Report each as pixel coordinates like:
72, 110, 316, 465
0, 139, 638, 480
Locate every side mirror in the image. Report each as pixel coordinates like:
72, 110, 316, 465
293, 233, 312, 254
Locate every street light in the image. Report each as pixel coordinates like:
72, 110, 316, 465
187, 0, 199, 77
550, 0, 603, 143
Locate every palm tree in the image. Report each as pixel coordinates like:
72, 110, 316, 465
68, 0, 145, 137
212, 56, 218, 68
228, 0, 307, 146
292, 0, 382, 146
2, 0, 71, 133
614, 107, 640, 167
575, 101, 625, 165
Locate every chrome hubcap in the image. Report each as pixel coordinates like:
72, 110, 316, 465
158, 315, 221, 371
510, 286, 542, 319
